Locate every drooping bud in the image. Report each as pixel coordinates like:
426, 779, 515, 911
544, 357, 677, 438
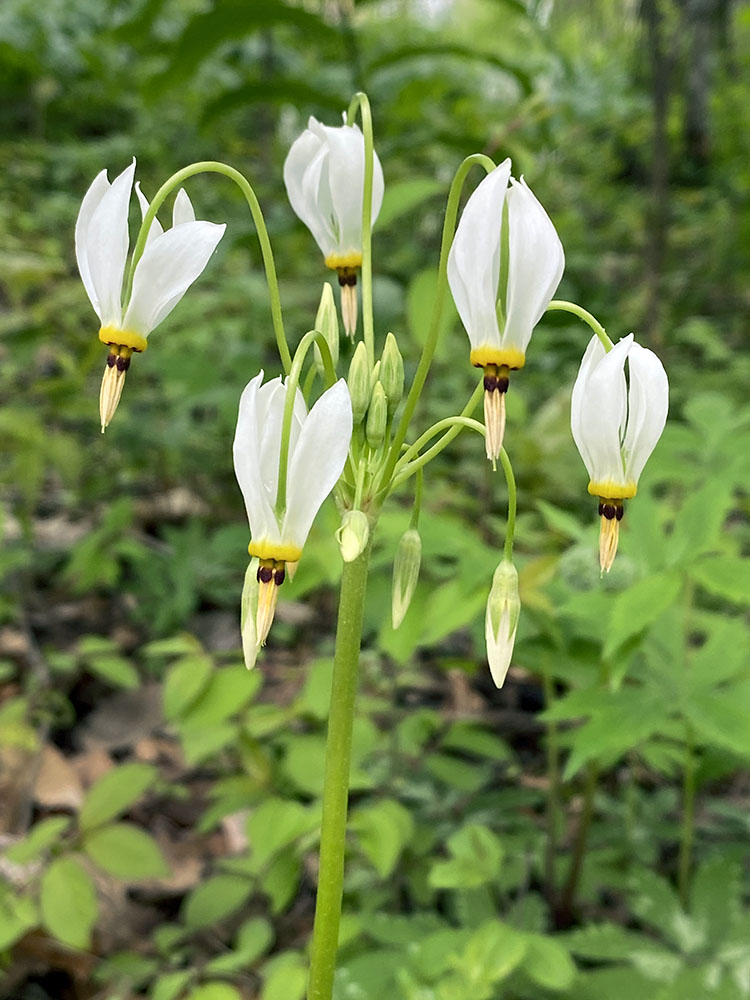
348, 341, 371, 425
366, 381, 388, 449
485, 559, 520, 688
240, 560, 260, 670
336, 510, 370, 563
313, 282, 339, 378
380, 332, 404, 417
391, 528, 422, 629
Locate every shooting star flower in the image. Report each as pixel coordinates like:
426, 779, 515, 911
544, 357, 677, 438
75, 160, 226, 430
571, 334, 669, 572
233, 372, 352, 654
448, 160, 564, 462
284, 116, 384, 336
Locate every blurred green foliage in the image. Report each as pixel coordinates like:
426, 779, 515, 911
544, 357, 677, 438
2, 0, 750, 998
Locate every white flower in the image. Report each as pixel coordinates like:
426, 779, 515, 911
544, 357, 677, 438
233, 372, 353, 645
283, 116, 384, 270
485, 560, 520, 688
283, 116, 385, 337
76, 160, 226, 429
571, 334, 669, 571
448, 160, 564, 462
448, 159, 564, 373
76, 159, 226, 352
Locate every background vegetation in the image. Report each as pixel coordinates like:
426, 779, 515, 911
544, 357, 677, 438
2, 0, 750, 998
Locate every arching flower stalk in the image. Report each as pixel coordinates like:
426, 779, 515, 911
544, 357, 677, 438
233, 373, 352, 660
75, 160, 226, 430
448, 160, 565, 463
571, 334, 669, 572
283, 116, 384, 337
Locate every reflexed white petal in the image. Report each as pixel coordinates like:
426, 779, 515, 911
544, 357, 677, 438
447, 160, 512, 349
284, 125, 335, 255
571, 335, 632, 485
123, 220, 225, 335
485, 603, 516, 688
284, 118, 384, 259
623, 341, 669, 484
282, 379, 353, 549
257, 379, 306, 509
135, 182, 164, 247
173, 188, 195, 226
570, 335, 606, 479
503, 177, 565, 353
234, 373, 282, 546
324, 122, 384, 253
85, 159, 136, 327
75, 169, 111, 319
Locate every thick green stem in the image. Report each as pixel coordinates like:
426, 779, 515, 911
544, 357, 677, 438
346, 93, 376, 368
546, 300, 614, 353
125, 161, 292, 373
378, 154, 496, 492
307, 540, 373, 1000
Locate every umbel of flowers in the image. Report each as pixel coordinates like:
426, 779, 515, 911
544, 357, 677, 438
76, 95, 668, 1000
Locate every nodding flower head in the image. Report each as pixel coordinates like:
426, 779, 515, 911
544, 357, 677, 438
233, 372, 352, 649
571, 334, 669, 573
75, 160, 226, 431
448, 161, 564, 462
283, 116, 384, 337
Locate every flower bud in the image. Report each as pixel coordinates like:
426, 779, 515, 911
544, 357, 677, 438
336, 510, 370, 563
380, 332, 404, 417
348, 341, 371, 424
366, 381, 388, 449
485, 559, 520, 688
391, 527, 422, 629
313, 282, 339, 378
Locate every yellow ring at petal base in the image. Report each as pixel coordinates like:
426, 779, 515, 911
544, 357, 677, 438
325, 252, 363, 270
99, 326, 148, 353
588, 480, 637, 500
248, 540, 303, 563
470, 347, 526, 370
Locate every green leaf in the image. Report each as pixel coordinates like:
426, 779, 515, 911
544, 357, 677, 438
206, 916, 274, 973
84, 823, 169, 880
564, 922, 677, 961
261, 951, 307, 1000
682, 683, 750, 758
40, 856, 98, 950
522, 934, 576, 991
667, 478, 735, 567
246, 798, 319, 870
350, 798, 415, 878
186, 985, 243, 1000
378, 178, 445, 229
440, 722, 512, 761
453, 921, 527, 986
5, 816, 70, 863
604, 571, 682, 657
87, 654, 140, 689
150, 970, 193, 1000
79, 762, 157, 831
260, 849, 301, 915
181, 874, 253, 930
0, 887, 37, 950
366, 43, 533, 94
179, 666, 257, 728
179, 722, 237, 766
163, 654, 213, 721
429, 824, 503, 889
690, 856, 741, 949
689, 556, 750, 605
